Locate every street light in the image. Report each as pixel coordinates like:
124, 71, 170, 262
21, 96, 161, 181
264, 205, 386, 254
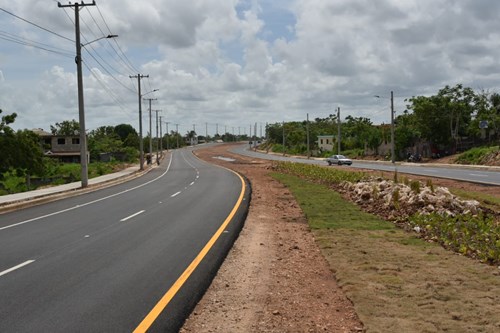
375, 91, 395, 163
82, 34, 118, 47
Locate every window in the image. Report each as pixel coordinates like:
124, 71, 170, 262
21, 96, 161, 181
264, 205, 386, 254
57, 138, 65, 145
320, 139, 323, 144
72, 138, 80, 145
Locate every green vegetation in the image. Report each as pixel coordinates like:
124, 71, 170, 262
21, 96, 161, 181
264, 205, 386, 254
272, 161, 500, 264
455, 145, 499, 164
409, 212, 500, 263
272, 173, 393, 231
272, 161, 366, 184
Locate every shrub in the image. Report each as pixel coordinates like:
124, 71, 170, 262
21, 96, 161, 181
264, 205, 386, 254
410, 212, 500, 264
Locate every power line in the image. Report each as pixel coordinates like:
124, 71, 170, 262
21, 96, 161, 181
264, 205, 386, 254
0, 31, 74, 58
95, 3, 139, 73
0, 7, 74, 43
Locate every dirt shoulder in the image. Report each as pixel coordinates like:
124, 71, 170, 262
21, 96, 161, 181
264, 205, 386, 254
180, 144, 363, 333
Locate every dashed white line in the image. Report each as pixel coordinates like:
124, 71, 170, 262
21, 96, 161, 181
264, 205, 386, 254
469, 173, 488, 177
0, 260, 35, 278
189, 182, 195, 186
120, 210, 145, 222
171, 191, 181, 197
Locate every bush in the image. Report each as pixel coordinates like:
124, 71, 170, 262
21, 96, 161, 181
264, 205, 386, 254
455, 146, 499, 165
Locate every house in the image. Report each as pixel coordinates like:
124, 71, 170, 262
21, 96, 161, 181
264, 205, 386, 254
32, 128, 84, 163
317, 135, 335, 152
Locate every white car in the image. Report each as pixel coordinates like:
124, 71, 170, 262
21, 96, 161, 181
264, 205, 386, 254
325, 154, 352, 166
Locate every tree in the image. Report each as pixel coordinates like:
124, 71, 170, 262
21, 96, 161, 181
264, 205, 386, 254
0, 109, 17, 135
50, 119, 80, 135
0, 110, 44, 176
114, 124, 137, 144
407, 84, 483, 150
88, 126, 123, 161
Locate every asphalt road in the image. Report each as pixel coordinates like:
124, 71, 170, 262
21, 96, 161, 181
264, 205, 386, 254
233, 144, 500, 186
0, 148, 249, 332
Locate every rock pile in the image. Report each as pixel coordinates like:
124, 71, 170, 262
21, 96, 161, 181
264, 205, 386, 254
338, 178, 482, 220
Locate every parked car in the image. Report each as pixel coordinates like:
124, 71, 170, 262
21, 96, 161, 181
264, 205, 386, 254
325, 154, 352, 166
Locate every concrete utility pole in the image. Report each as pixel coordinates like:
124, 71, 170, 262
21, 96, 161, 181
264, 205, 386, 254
165, 121, 170, 151
205, 122, 208, 143
282, 121, 286, 156
143, 98, 157, 164
159, 116, 163, 155
337, 107, 341, 155
130, 74, 149, 170
153, 110, 161, 163
58, 0, 96, 188
216, 123, 219, 136
306, 113, 310, 159
175, 124, 179, 149
390, 91, 395, 163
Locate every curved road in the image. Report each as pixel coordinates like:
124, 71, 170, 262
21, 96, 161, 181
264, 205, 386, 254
233, 145, 500, 186
0, 148, 249, 332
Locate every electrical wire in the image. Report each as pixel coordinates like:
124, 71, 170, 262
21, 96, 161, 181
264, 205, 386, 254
95, 3, 139, 74
0, 31, 74, 58
0, 7, 74, 43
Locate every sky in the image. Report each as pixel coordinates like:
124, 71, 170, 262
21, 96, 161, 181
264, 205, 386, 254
1, 0, 500, 137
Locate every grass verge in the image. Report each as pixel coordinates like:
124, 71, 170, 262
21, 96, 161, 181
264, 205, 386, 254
272, 172, 500, 333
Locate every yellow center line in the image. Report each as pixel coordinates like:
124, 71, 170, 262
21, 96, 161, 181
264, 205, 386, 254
133, 170, 246, 333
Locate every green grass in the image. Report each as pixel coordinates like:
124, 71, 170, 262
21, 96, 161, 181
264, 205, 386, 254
271, 172, 393, 231
455, 145, 499, 165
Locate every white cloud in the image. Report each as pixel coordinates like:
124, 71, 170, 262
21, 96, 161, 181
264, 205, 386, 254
2, 0, 500, 135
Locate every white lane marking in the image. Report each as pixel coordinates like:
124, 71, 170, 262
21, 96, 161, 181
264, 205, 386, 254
469, 173, 488, 177
120, 210, 145, 222
171, 191, 181, 197
0, 153, 174, 232
0, 260, 35, 278
189, 182, 195, 186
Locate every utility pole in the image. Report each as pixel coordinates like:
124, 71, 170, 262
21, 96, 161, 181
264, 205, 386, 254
58, 0, 96, 188
216, 123, 219, 136
153, 110, 161, 163
282, 121, 286, 156
165, 121, 170, 151
306, 113, 310, 159
143, 98, 157, 164
390, 91, 395, 163
337, 107, 341, 155
130, 74, 149, 170
205, 122, 208, 143
159, 116, 163, 156
175, 124, 179, 149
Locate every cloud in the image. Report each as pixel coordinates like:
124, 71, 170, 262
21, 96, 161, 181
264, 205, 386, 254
3, 0, 500, 135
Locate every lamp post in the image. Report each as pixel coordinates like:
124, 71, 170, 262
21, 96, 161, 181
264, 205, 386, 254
375, 91, 395, 163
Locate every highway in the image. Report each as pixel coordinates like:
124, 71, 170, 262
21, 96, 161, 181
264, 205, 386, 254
0, 148, 249, 332
233, 145, 500, 186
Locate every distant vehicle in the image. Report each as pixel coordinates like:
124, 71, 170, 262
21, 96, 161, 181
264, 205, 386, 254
325, 154, 352, 166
